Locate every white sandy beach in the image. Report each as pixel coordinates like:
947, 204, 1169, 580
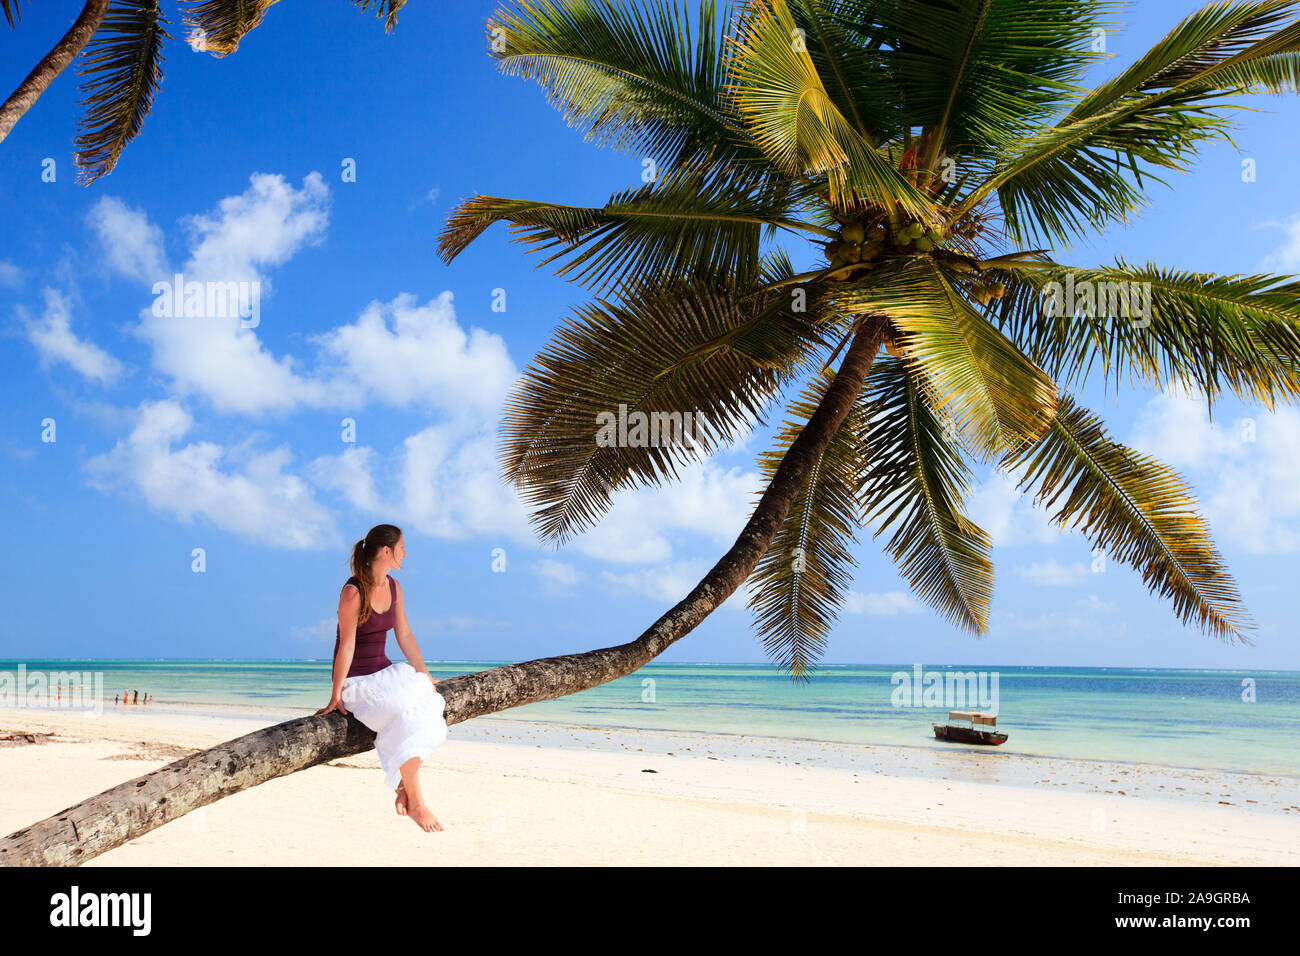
1, 705, 1297, 866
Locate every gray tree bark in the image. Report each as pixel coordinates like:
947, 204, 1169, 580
0, 0, 112, 144
0, 320, 886, 866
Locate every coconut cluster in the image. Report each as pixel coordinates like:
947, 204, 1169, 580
824, 217, 948, 273
969, 280, 1007, 304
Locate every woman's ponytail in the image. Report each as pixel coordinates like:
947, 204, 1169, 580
349, 525, 402, 627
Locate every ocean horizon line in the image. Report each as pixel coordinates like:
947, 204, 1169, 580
4, 658, 1296, 675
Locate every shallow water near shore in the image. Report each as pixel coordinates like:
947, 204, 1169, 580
5, 659, 1297, 778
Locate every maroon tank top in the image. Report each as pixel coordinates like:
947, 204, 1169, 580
334, 575, 395, 678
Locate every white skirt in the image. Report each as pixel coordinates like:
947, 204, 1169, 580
341, 661, 448, 791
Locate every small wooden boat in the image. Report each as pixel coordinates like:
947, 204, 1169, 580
932, 710, 1007, 746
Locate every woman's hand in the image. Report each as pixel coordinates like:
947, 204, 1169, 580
315, 695, 348, 717
426, 673, 440, 689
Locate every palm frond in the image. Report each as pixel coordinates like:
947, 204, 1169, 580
747, 366, 868, 680
438, 173, 821, 293
874, 0, 1110, 157
990, 258, 1300, 406
654, 252, 842, 377
847, 260, 1058, 459
502, 276, 834, 544
1002, 395, 1252, 641
784, 0, 897, 140
487, 0, 767, 182
3, 0, 21, 29
74, 0, 169, 184
727, 0, 938, 220
1072, 0, 1300, 117
1203, 49, 1300, 91
181, 0, 275, 56
968, 93, 1238, 247
351, 0, 405, 32
858, 354, 993, 633
957, 4, 1300, 246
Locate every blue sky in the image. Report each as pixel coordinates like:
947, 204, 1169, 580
2, 0, 1300, 670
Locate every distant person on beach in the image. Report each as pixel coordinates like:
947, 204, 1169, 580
132, 690, 138, 704
315, 523, 448, 833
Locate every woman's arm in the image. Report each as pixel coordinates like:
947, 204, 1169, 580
317, 585, 361, 714
392, 578, 438, 687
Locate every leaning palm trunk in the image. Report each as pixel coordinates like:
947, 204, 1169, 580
0, 0, 111, 144
0, 321, 885, 867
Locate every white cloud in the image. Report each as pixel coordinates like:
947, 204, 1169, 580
314, 292, 516, 418
1077, 594, 1119, 614
309, 422, 533, 543
127, 172, 333, 414
399, 423, 534, 540
535, 558, 583, 585
995, 594, 1123, 635
844, 590, 922, 615
965, 468, 1063, 547
87, 196, 168, 282
21, 288, 124, 385
308, 445, 382, 513
85, 400, 339, 549
291, 617, 337, 645
1128, 386, 1300, 553
600, 560, 712, 604
182, 171, 329, 286
137, 302, 330, 414
0, 260, 22, 287
1200, 413, 1300, 553
1261, 212, 1300, 272
1130, 382, 1242, 470
570, 461, 761, 564
534, 559, 584, 594
101, 175, 514, 418
1015, 558, 1091, 587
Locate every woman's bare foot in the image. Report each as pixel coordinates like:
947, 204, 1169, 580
395, 783, 408, 816
407, 801, 443, 832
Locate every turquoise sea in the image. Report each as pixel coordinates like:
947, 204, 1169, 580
3, 659, 1298, 777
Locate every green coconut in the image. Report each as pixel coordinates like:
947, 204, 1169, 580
841, 222, 866, 244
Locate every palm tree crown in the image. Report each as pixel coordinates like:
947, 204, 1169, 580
440, 0, 1300, 678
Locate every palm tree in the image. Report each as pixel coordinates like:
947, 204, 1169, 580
8, 0, 1300, 865
0, 0, 406, 181
438, 0, 1300, 679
